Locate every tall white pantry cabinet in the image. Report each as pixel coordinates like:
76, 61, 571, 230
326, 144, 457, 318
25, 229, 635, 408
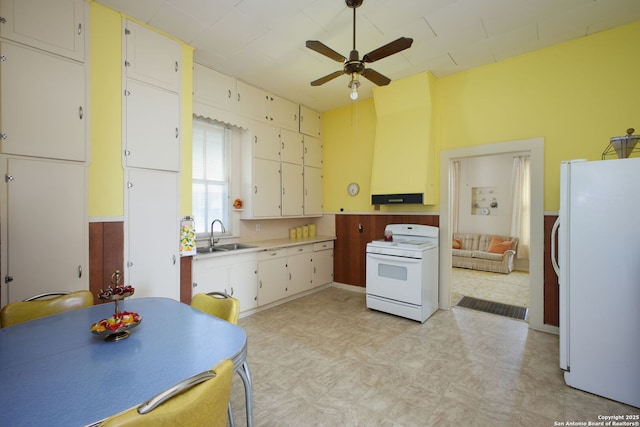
0, 0, 89, 304
122, 20, 181, 300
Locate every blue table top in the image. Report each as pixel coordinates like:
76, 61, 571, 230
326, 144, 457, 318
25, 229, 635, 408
0, 297, 247, 427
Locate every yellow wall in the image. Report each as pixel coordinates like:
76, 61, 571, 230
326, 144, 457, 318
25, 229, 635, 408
322, 101, 377, 213
88, 3, 122, 217
323, 20, 640, 212
88, 2, 193, 218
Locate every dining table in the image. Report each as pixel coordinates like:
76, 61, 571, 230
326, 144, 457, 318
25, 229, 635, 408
0, 297, 253, 427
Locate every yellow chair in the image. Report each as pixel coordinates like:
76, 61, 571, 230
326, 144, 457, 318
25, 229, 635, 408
0, 290, 94, 328
99, 359, 234, 427
191, 292, 242, 427
191, 291, 240, 325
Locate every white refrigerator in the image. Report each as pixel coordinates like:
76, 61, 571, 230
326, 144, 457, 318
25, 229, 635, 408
552, 158, 640, 408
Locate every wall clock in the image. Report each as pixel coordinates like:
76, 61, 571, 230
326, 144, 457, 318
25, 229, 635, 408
347, 182, 360, 196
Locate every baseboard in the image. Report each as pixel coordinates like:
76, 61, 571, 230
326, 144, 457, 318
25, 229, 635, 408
331, 282, 366, 293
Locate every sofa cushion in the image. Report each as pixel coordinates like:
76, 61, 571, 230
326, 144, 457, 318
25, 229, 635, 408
452, 238, 462, 249
452, 249, 474, 258
487, 236, 513, 254
472, 250, 506, 261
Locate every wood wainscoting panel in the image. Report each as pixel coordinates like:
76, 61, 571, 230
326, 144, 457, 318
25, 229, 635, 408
89, 221, 124, 305
334, 214, 440, 288
180, 256, 192, 304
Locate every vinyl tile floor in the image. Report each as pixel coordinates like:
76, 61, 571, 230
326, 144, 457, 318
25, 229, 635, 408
229, 287, 638, 426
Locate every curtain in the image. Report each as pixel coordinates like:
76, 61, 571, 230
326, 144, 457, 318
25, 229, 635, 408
450, 160, 461, 233
509, 156, 530, 259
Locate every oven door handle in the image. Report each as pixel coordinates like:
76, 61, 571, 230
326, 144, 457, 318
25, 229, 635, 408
366, 253, 422, 263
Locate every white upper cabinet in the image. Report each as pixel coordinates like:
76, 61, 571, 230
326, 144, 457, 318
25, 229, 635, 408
250, 158, 281, 218
280, 129, 303, 165
267, 94, 298, 131
304, 166, 323, 216
0, 0, 85, 62
299, 105, 321, 137
123, 20, 181, 93
0, 41, 86, 161
281, 162, 303, 217
193, 63, 236, 111
236, 80, 268, 123
126, 168, 179, 300
303, 135, 323, 169
4, 158, 87, 303
252, 122, 281, 162
124, 79, 180, 171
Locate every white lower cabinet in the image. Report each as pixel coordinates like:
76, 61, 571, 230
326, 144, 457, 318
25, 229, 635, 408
287, 245, 313, 295
313, 241, 334, 287
194, 241, 334, 311
192, 252, 258, 313
257, 249, 288, 306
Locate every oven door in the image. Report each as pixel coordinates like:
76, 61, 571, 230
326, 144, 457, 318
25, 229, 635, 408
366, 252, 422, 305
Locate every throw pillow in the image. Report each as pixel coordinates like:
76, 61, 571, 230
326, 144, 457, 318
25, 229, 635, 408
452, 238, 462, 249
487, 236, 513, 254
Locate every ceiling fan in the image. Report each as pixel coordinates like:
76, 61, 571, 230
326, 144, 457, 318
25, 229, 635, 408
306, 0, 413, 100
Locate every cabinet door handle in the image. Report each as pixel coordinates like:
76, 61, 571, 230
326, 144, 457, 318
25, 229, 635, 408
254, 186, 258, 194
175, 61, 178, 72
79, 106, 83, 120
78, 23, 82, 35
175, 128, 179, 139
172, 255, 176, 265
259, 280, 262, 288
78, 265, 82, 278
227, 89, 231, 99
193, 282, 198, 288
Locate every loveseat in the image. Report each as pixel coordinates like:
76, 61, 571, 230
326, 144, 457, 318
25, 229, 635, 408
452, 233, 518, 274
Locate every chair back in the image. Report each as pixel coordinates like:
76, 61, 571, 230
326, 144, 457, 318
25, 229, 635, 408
191, 292, 240, 325
0, 290, 94, 328
99, 359, 234, 427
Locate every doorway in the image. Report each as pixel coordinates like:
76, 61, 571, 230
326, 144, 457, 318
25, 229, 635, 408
439, 138, 546, 331
450, 152, 530, 312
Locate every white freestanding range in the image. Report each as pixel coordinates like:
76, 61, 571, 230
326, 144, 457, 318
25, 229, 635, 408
366, 224, 439, 323
552, 158, 640, 408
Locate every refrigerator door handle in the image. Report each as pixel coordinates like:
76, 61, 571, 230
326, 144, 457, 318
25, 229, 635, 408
551, 217, 560, 278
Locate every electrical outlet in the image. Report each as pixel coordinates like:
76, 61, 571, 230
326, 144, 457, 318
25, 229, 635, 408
256, 224, 261, 232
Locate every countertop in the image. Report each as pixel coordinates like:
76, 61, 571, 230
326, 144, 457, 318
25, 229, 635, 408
192, 235, 336, 259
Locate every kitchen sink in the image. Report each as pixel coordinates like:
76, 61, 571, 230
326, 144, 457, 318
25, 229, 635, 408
215, 243, 257, 251
196, 243, 257, 254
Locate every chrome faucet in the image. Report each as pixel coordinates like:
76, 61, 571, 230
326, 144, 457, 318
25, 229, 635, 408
210, 219, 226, 247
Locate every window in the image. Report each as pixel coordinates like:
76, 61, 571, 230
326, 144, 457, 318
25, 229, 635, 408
192, 118, 230, 235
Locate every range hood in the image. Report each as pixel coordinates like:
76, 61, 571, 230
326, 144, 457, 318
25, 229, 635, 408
370, 72, 435, 205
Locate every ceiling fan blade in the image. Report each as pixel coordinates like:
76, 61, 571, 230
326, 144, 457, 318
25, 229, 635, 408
362, 37, 413, 63
310, 70, 344, 86
306, 40, 346, 62
361, 68, 391, 86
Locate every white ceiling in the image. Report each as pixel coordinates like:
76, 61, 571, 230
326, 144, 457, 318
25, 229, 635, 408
96, 0, 640, 112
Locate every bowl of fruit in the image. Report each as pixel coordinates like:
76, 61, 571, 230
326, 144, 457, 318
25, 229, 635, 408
90, 311, 142, 341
